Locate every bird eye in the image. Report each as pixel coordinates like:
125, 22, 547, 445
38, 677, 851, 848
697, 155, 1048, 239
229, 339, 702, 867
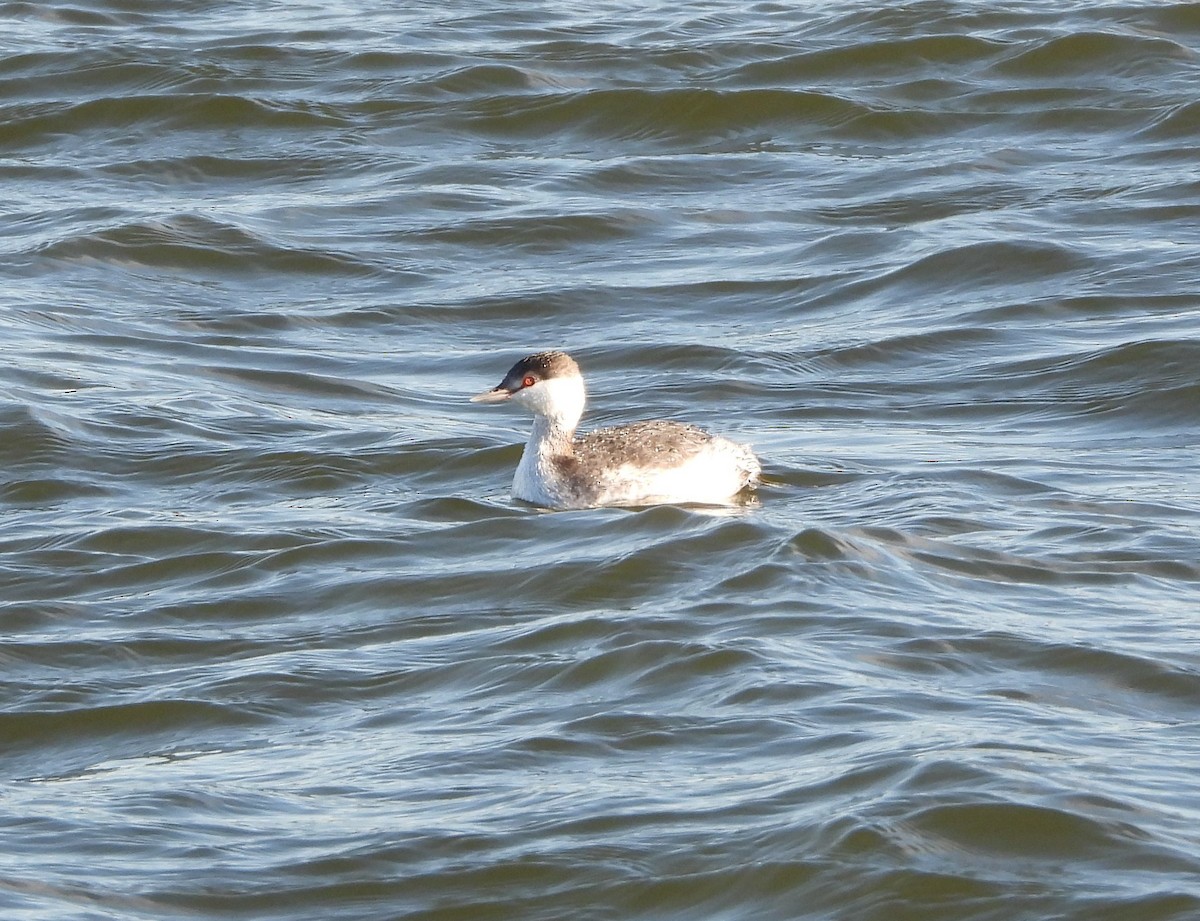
522, 376, 536, 388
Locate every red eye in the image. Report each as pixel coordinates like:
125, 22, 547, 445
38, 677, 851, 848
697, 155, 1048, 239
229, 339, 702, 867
522, 376, 536, 388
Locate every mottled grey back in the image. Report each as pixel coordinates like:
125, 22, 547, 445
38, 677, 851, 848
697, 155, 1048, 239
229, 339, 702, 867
574, 420, 714, 470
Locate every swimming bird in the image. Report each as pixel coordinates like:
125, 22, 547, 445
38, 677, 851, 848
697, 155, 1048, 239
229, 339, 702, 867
471, 350, 760, 509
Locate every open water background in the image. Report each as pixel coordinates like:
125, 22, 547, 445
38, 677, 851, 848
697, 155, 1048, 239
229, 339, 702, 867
3, 1, 1200, 919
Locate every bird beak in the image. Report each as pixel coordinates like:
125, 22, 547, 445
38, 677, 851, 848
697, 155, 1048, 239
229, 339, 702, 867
470, 387, 512, 404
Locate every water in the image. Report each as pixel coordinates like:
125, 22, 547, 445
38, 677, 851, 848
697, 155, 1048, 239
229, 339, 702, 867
3, 1, 1199, 919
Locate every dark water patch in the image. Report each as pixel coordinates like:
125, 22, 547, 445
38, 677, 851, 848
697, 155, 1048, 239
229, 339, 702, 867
0, 50, 193, 97
988, 338, 1200, 426
252, 536, 418, 578
201, 41, 366, 73
124, 439, 426, 494
812, 326, 1001, 372
584, 339, 762, 376
567, 153, 789, 194
1, 0, 225, 24
339, 48, 463, 73
718, 675, 844, 711
876, 240, 1088, 293
797, 240, 1089, 322
812, 181, 1032, 226
427, 63, 543, 95
731, 34, 1008, 85
782, 526, 864, 562
554, 642, 763, 700
895, 800, 1176, 863
511, 526, 770, 611
984, 637, 1200, 710
132, 590, 323, 631
811, 1, 1051, 39
400, 495, 526, 525
0, 634, 273, 675
201, 365, 396, 404
541, 640, 765, 696
1147, 2, 1200, 33
456, 87, 868, 146
1, 206, 130, 256
962, 292, 1200, 325
712, 559, 808, 596
98, 153, 355, 187
991, 30, 1197, 79
0, 406, 79, 466
1015, 102, 1170, 136
1139, 99, 1200, 140
0, 477, 109, 505
31, 214, 377, 276
401, 210, 656, 253
70, 523, 289, 558
0, 2, 125, 27
468, 611, 639, 662
866, 523, 1194, 588
3, 524, 326, 607
0, 699, 268, 757
0, 93, 352, 149
4, 545, 264, 604
800, 347, 1200, 434
185, 659, 459, 718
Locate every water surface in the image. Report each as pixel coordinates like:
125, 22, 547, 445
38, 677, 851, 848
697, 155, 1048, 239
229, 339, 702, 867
2, 2, 1200, 919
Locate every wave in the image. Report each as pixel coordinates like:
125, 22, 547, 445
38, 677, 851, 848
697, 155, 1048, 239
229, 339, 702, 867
990, 30, 1195, 79
29, 213, 377, 275
729, 34, 1007, 83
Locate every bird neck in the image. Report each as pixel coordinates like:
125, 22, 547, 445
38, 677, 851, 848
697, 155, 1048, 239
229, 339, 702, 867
526, 376, 585, 452
528, 413, 576, 456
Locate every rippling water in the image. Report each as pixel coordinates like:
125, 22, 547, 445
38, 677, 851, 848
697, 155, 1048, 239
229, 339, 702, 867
3, 1, 1200, 919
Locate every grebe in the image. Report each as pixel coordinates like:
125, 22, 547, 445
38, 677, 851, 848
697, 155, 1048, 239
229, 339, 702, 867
471, 350, 760, 509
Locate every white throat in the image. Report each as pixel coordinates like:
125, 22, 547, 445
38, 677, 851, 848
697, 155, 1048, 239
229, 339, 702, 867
516, 375, 586, 436
511, 375, 586, 505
